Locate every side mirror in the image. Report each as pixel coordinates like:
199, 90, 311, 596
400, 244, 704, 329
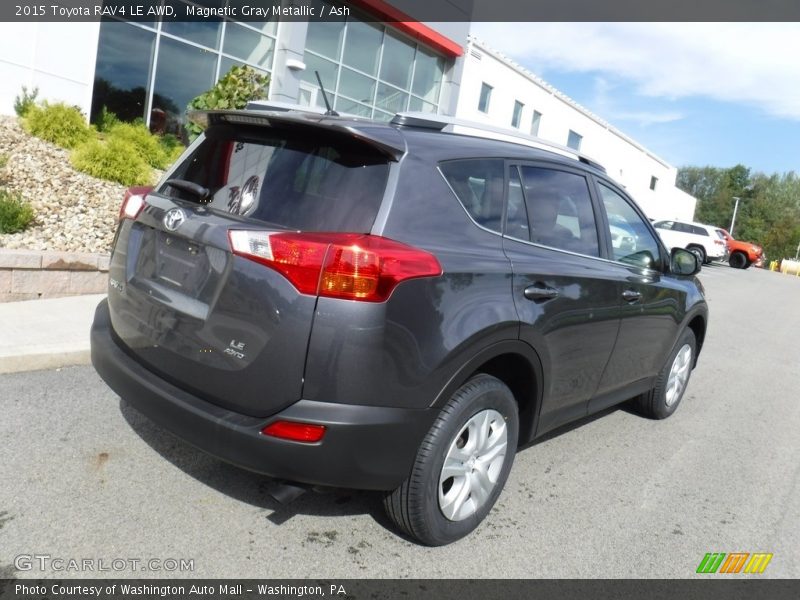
671, 247, 700, 276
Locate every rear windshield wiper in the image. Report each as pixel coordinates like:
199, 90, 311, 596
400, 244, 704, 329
166, 179, 210, 202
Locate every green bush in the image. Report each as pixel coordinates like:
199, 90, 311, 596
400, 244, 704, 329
23, 102, 93, 149
95, 105, 120, 133
14, 86, 39, 117
71, 138, 153, 186
0, 189, 35, 233
105, 122, 176, 170
186, 65, 270, 140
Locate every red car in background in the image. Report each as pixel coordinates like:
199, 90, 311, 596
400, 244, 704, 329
716, 228, 764, 269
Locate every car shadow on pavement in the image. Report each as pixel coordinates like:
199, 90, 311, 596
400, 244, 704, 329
118, 399, 397, 534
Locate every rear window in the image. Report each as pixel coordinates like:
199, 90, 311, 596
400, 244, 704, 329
439, 159, 505, 233
159, 124, 390, 232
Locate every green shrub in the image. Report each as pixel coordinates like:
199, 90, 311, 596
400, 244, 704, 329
95, 105, 120, 133
105, 122, 174, 169
24, 102, 93, 149
0, 189, 35, 233
186, 65, 270, 140
14, 86, 39, 117
71, 138, 153, 186
160, 133, 185, 164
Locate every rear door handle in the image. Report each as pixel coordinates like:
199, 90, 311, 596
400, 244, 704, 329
524, 284, 559, 302
622, 289, 642, 303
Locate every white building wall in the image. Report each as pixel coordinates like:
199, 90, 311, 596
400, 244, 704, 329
456, 37, 696, 221
0, 22, 100, 118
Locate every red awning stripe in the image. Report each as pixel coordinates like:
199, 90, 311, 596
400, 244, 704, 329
348, 0, 464, 58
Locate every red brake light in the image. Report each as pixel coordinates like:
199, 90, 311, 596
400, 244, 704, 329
119, 186, 153, 221
262, 421, 326, 443
228, 231, 442, 302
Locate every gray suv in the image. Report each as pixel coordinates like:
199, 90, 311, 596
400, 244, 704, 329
91, 108, 708, 545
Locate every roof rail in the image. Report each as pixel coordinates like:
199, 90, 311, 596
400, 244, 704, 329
391, 112, 606, 172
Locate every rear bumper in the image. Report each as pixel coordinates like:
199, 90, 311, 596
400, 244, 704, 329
90, 299, 434, 491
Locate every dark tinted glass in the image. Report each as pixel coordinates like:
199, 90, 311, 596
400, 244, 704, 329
91, 22, 156, 123
440, 159, 505, 233
161, 125, 389, 232
518, 166, 599, 256
691, 225, 709, 236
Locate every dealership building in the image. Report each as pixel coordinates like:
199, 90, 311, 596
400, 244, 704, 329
0, 0, 695, 220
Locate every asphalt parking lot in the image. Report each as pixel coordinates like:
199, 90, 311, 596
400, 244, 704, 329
1, 264, 798, 579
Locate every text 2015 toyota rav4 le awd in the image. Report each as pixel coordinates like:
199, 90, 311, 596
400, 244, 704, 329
91, 108, 708, 546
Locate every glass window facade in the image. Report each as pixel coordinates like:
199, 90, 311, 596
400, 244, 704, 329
302, 3, 446, 120
91, 11, 277, 136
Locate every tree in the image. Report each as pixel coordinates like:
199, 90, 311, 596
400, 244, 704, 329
677, 164, 800, 262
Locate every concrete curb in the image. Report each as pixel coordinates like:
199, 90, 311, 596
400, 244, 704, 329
0, 293, 105, 374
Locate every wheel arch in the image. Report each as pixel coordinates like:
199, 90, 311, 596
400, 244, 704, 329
686, 312, 707, 364
432, 340, 544, 446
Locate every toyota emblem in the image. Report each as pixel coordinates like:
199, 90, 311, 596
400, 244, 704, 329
163, 208, 187, 232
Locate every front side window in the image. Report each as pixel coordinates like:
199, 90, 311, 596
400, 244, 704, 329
440, 159, 505, 233
517, 166, 600, 256
598, 183, 662, 270
478, 83, 493, 113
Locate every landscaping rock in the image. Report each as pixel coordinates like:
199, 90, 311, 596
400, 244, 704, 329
0, 116, 126, 253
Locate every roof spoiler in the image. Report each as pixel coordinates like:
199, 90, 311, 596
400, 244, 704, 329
188, 110, 406, 161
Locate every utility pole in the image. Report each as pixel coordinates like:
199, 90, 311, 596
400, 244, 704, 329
730, 196, 741, 237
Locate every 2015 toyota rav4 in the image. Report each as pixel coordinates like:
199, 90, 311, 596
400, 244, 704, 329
91, 109, 708, 546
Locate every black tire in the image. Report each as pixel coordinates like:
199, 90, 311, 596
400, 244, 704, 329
383, 374, 519, 546
729, 252, 747, 269
633, 328, 696, 420
743, 260, 752, 269
687, 246, 705, 265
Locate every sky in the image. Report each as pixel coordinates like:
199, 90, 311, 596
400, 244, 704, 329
470, 23, 800, 175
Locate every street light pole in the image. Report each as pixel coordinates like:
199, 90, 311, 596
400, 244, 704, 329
730, 196, 741, 237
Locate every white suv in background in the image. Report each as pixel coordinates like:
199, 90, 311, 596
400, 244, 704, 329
653, 220, 727, 265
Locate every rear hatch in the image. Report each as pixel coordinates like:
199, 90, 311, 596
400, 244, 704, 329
107, 118, 393, 417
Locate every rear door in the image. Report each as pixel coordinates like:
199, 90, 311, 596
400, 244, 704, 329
503, 162, 622, 433
107, 123, 391, 417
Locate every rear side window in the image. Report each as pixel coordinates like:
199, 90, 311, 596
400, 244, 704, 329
440, 159, 505, 233
160, 125, 389, 232
691, 225, 709, 236
518, 166, 600, 257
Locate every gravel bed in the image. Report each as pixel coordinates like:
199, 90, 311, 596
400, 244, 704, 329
0, 116, 129, 254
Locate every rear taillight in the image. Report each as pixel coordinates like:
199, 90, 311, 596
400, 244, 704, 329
262, 421, 326, 443
228, 231, 442, 302
119, 186, 153, 221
